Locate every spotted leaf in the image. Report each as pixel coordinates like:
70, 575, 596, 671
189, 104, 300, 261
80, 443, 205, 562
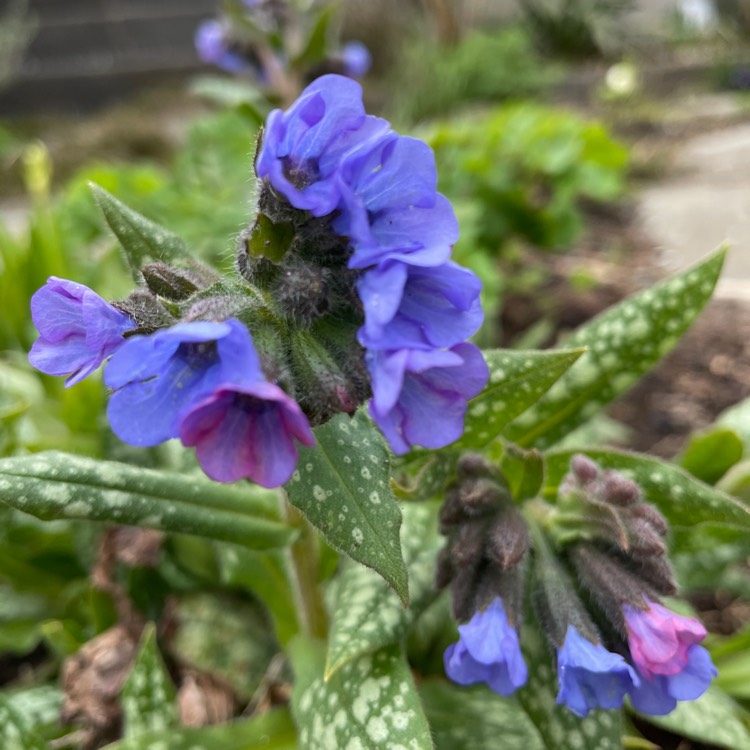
460, 349, 584, 451
291, 637, 433, 750
420, 681, 544, 750
121, 623, 178, 737
325, 502, 442, 679
285, 411, 408, 604
0, 451, 295, 549
504, 248, 726, 449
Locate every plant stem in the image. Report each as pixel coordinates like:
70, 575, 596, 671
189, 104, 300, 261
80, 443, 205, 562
280, 492, 328, 639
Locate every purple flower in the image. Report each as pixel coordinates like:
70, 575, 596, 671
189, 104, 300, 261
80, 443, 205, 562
256, 75, 388, 217
357, 261, 483, 350
29, 276, 135, 386
194, 20, 250, 74
368, 343, 488, 454
624, 599, 716, 715
105, 319, 260, 447
556, 627, 639, 718
444, 598, 527, 696
333, 134, 457, 269
340, 41, 372, 79
179, 382, 315, 487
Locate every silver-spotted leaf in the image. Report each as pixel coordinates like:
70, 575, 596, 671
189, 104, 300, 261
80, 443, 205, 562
505, 249, 726, 449
420, 681, 544, 750
291, 637, 433, 750
0, 452, 294, 550
122, 623, 178, 737
633, 687, 750, 750
460, 349, 584, 450
326, 502, 442, 679
285, 412, 408, 603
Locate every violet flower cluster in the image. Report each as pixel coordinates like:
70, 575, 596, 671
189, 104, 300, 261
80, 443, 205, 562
28, 74, 486, 485
256, 74, 488, 454
438, 454, 716, 718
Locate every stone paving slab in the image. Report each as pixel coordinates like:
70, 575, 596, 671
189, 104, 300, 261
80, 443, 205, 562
638, 122, 750, 300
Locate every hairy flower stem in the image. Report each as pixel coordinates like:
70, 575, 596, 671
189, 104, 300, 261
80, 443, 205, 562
281, 493, 328, 639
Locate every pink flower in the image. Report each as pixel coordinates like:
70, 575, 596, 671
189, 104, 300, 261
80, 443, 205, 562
624, 599, 706, 677
180, 382, 315, 488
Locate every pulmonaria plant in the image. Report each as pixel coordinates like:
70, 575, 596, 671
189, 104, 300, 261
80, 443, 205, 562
439, 453, 717, 719
28, 74, 486, 484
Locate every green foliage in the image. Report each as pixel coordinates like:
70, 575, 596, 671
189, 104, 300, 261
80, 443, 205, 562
633, 687, 750, 750
0, 451, 295, 549
429, 102, 629, 253
388, 27, 554, 125
325, 502, 442, 679
285, 411, 408, 603
459, 348, 584, 452
106, 709, 298, 750
519, 0, 636, 59
91, 184, 189, 281
678, 426, 745, 485
503, 249, 725, 448
121, 624, 179, 737
420, 681, 545, 750
290, 637, 433, 750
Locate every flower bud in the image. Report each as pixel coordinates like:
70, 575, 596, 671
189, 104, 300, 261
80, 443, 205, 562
487, 507, 530, 571
112, 289, 174, 334
141, 262, 217, 302
272, 259, 332, 327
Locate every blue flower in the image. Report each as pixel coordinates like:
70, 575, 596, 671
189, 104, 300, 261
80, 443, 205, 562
105, 319, 260, 447
444, 598, 527, 696
340, 41, 372, 79
368, 343, 488, 454
180, 381, 315, 487
333, 134, 458, 269
256, 75, 388, 217
556, 626, 639, 718
194, 20, 251, 74
628, 645, 716, 715
28, 276, 135, 386
624, 600, 716, 715
357, 260, 483, 351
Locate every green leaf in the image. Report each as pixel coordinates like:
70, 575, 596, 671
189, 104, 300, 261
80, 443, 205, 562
544, 449, 750, 550
633, 687, 750, 750
516, 621, 623, 749
122, 623, 178, 737
420, 681, 544, 750
290, 637, 433, 750
0, 694, 50, 750
293, 3, 337, 68
504, 249, 727, 449
459, 349, 584, 451
285, 411, 408, 604
0, 452, 295, 550
171, 593, 278, 699
105, 708, 297, 749
0, 684, 62, 735
90, 183, 189, 281
217, 545, 299, 646
501, 445, 545, 501
325, 501, 442, 679
679, 427, 744, 484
